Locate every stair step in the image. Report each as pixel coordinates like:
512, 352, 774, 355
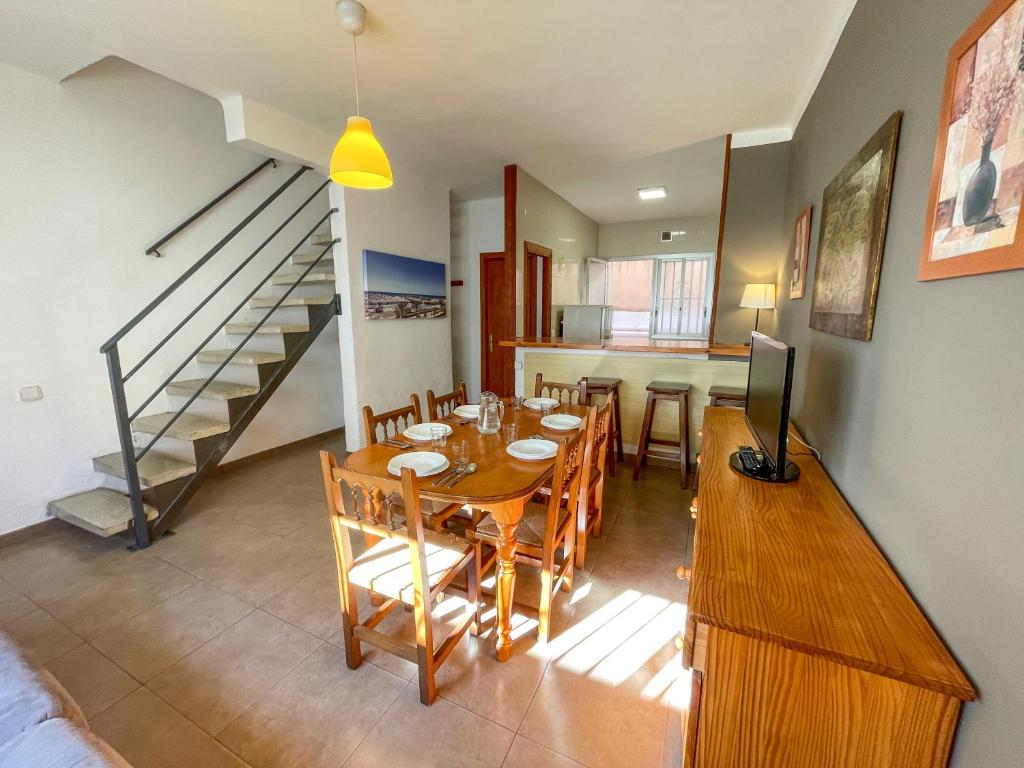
132, 412, 230, 441
166, 379, 259, 401
224, 322, 309, 335
310, 233, 334, 247
48, 489, 157, 537
249, 296, 332, 309
197, 349, 287, 365
93, 451, 196, 486
270, 272, 335, 286
292, 251, 334, 266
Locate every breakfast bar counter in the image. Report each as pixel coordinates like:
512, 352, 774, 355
501, 337, 750, 459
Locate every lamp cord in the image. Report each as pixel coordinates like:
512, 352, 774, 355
352, 33, 361, 116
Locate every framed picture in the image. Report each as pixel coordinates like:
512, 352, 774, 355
789, 206, 812, 299
362, 249, 447, 320
809, 111, 902, 341
920, 0, 1024, 280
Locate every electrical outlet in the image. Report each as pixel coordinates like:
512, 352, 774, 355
18, 386, 43, 402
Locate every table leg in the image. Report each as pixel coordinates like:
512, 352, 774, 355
488, 499, 524, 662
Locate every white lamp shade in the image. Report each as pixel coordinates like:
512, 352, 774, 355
740, 283, 776, 310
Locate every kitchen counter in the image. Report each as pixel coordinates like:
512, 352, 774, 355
501, 336, 750, 359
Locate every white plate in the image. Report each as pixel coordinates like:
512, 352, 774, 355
541, 414, 582, 430
453, 404, 480, 419
403, 422, 453, 442
524, 397, 559, 411
387, 452, 449, 478
506, 439, 559, 461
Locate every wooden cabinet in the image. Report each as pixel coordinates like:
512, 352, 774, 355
680, 409, 975, 767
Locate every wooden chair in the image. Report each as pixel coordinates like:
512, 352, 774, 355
534, 373, 588, 405
362, 395, 423, 446
469, 426, 586, 644
584, 377, 624, 476
426, 381, 469, 420
320, 451, 481, 705
575, 394, 613, 569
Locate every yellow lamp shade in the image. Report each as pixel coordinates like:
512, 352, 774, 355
329, 116, 393, 189
740, 283, 776, 310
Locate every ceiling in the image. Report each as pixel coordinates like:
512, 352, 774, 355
1, 0, 856, 222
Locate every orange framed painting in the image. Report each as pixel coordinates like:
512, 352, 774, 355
920, 0, 1024, 280
789, 206, 812, 299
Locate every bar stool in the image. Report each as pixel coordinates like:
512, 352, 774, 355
633, 381, 691, 488
584, 377, 624, 476
708, 385, 747, 409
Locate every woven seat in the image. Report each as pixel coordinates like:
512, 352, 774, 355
476, 502, 570, 550
350, 533, 474, 605
385, 494, 472, 531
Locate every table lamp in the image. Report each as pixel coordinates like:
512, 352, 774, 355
740, 283, 776, 340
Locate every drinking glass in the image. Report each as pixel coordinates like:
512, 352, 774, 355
511, 395, 525, 410
540, 402, 554, 417
503, 423, 520, 445
451, 439, 470, 470
430, 426, 448, 448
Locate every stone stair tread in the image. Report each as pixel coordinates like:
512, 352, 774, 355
197, 349, 287, 365
270, 272, 335, 286
132, 412, 229, 441
166, 378, 259, 400
93, 451, 196, 486
310, 233, 334, 246
292, 251, 334, 266
249, 296, 332, 309
224, 322, 309, 334
48, 489, 157, 537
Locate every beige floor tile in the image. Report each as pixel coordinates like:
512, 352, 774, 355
284, 515, 338, 562
3, 608, 83, 664
659, 669, 694, 768
520, 663, 669, 768
147, 516, 279, 576
211, 492, 325, 538
262, 561, 348, 640
148, 609, 322, 735
219, 643, 406, 768
45, 644, 139, 717
91, 581, 254, 681
44, 554, 197, 639
91, 688, 249, 768
343, 683, 515, 768
611, 503, 691, 546
502, 736, 584, 768
0, 577, 36, 625
589, 535, 687, 601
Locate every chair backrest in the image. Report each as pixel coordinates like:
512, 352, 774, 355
535, 373, 588, 405
541, 417, 589, 542
426, 381, 469, 420
319, 450, 431, 568
362, 394, 424, 445
578, 392, 612, 506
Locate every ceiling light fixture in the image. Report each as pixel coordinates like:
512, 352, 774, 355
638, 186, 667, 201
557, 237, 576, 243
330, 0, 393, 189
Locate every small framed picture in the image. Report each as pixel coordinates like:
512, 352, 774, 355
789, 206, 812, 299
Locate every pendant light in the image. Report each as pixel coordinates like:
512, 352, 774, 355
330, 0, 393, 189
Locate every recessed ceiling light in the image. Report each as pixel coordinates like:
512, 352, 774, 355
638, 186, 667, 201
557, 237, 576, 243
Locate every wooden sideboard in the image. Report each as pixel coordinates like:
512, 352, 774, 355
680, 408, 975, 767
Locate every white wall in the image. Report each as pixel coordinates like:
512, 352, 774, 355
449, 196, 503, 399
597, 215, 720, 259
331, 170, 453, 451
0, 58, 344, 535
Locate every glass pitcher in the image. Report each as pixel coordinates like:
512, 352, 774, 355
477, 391, 505, 435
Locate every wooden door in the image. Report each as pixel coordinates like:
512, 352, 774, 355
481, 252, 512, 395
524, 241, 553, 338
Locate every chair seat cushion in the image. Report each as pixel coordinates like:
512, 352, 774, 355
0, 633, 87, 750
386, 493, 465, 523
474, 502, 566, 549
349, 531, 472, 604
0, 717, 131, 768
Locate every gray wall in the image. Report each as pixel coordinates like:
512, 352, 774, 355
597, 215, 720, 260
715, 143, 791, 344
774, 0, 1023, 764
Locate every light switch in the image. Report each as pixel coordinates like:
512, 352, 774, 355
19, 386, 43, 402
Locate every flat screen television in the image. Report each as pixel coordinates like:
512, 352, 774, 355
734, 332, 800, 482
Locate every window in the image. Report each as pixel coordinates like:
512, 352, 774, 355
605, 254, 714, 339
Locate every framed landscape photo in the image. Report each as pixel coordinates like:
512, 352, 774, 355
809, 111, 901, 341
920, 0, 1024, 280
789, 206, 812, 299
362, 250, 447, 320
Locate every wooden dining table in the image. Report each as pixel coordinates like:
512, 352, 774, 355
343, 400, 589, 661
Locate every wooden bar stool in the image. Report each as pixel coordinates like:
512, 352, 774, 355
584, 377, 624, 476
708, 385, 747, 409
633, 381, 691, 488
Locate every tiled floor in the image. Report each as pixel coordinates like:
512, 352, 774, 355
0, 434, 695, 768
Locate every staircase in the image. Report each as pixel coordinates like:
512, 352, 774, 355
48, 162, 341, 549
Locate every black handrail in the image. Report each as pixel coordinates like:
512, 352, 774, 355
134, 238, 337, 460
122, 180, 331, 383
145, 158, 277, 257
100, 165, 311, 354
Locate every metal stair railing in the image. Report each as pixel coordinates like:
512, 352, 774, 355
99, 164, 338, 549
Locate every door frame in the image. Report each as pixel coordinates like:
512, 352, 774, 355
523, 241, 553, 338
480, 251, 512, 394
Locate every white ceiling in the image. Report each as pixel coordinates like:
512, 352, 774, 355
1, 0, 856, 222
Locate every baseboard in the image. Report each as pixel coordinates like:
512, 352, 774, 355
215, 426, 346, 474
0, 517, 60, 550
